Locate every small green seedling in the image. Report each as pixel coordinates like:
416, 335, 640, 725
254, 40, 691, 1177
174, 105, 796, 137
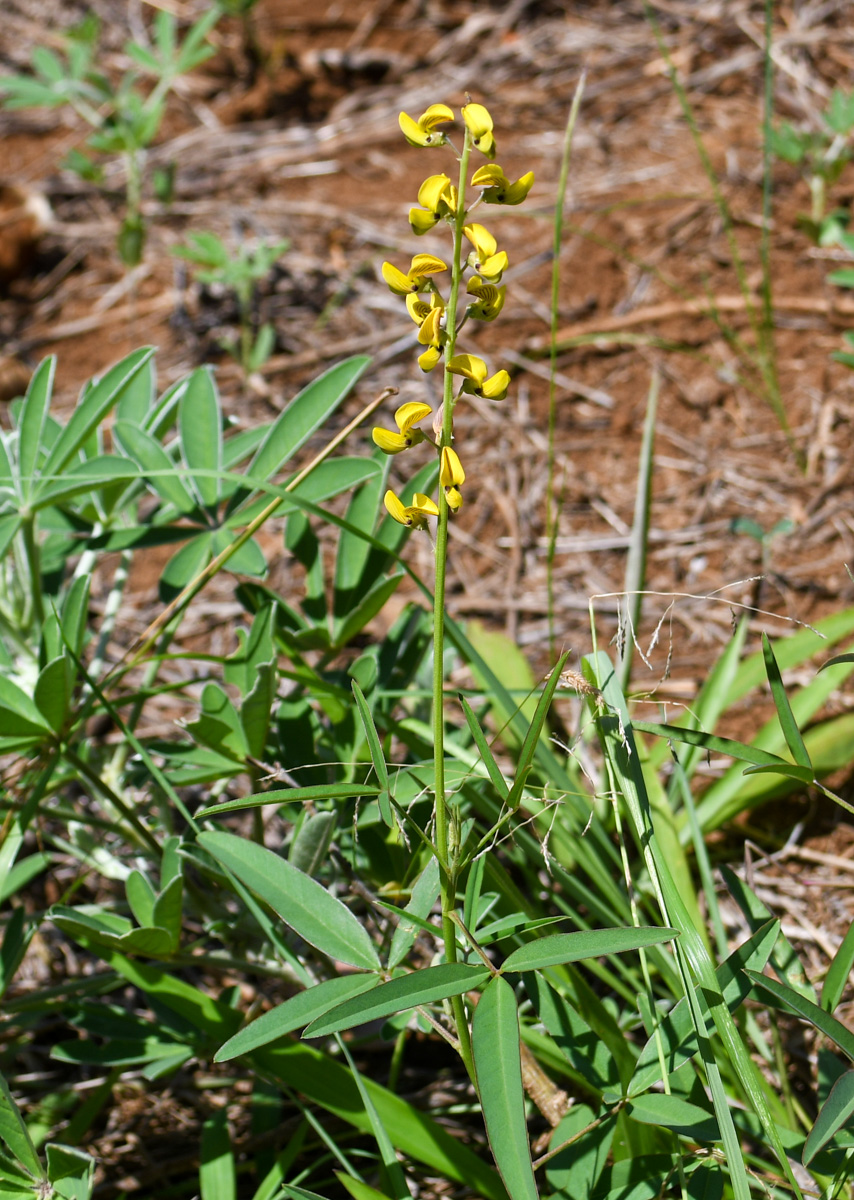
772, 88, 854, 243
0, 9, 220, 265
172, 231, 290, 375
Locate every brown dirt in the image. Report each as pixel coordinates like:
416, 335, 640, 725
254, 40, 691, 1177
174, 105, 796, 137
4, 0, 854, 1192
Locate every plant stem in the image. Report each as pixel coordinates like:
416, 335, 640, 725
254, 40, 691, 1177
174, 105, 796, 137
432, 128, 474, 1080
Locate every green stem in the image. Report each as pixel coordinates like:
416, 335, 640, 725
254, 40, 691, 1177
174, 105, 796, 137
65, 746, 161, 856
432, 128, 474, 1080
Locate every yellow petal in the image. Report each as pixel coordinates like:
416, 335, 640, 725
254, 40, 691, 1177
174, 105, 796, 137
395, 401, 432, 434
382, 261, 417, 294
409, 253, 447, 277
372, 428, 409, 454
384, 489, 410, 523
445, 486, 464, 512
440, 445, 465, 487
417, 173, 453, 210
411, 493, 439, 516
409, 207, 439, 236
505, 171, 534, 204
461, 102, 493, 139
406, 293, 431, 324
447, 353, 487, 384
474, 130, 496, 159
399, 111, 432, 147
478, 250, 509, 281
418, 346, 442, 372
481, 370, 510, 401
471, 164, 507, 189
418, 103, 454, 130
464, 223, 497, 259
417, 306, 443, 346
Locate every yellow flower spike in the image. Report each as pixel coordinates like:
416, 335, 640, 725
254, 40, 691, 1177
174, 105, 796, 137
418, 346, 442, 372
406, 294, 432, 325
464, 223, 497, 259
409, 207, 441, 236
384, 489, 440, 528
417, 305, 444, 347
418, 174, 454, 210
461, 102, 496, 158
399, 103, 454, 148
464, 223, 508, 281
440, 445, 465, 488
382, 261, 419, 295
371, 400, 432, 455
409, 253, 447, 279
467, 276, 506, 321
471, 164, 535, 205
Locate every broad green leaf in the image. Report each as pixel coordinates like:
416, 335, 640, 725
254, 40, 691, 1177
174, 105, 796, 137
627, 1094, 719, 1142
160, 532, 213, 601
303, 964, 490, 1038
199, 783, 382, 817
245, 356, 370, 488
523, 973, 623, 1094
0, 1070, 43, 1180
803, 1069, 854, 1164
34, 656, 70, 734
198, 831, 381, 969
17, 356, 55, 499
45, 1142, 94, 1200
40, 348, 155, 482
180, 367, 222, 510
0, 853, 52, 904
224, 605, 275, 697
0, 516, 20, 560
216, 975, 379, 1061
52, 1038, 187, 1067
0, 676, 52, 736
822, 920, 854, 1013
115, 355, 155, 424
472, 975, 537, 1200
200, 1110, 235, 1200
547, 1104, 614, 1197
152, 875, 183, 947
503, 927, 677, 973
288, 812, 336, 876
239, 662, 276, 760
762, 633, 811, 768
126, 870, 156, 929
113, 420, 197, 513
211, 526, 267, 577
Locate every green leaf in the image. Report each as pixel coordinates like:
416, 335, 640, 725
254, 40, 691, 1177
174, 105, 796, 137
45, 1142, 94, 1200
160, 532, 213, 601
33, 655, 70, 734
803, 1069, 854, 1164
0, 676, 52, 737
460, 696, 510, 800
352, 682, 389, 790
113, 420, 197, 513
303, 964, 490, 1038
199, 783, 381, 817
467, 621, 538, 752
211, 527, 266, 577
331, 573, 403, 650
472, 975, 537, 1200
33, 454, 138, 508
547, 1104, 614, 1197
745, 969, 854, 1061
198, 831, 381, 970
387, 858, 441, 970
40, 349, 155, 483
245, 356, 370, 488
126, 870, 156, 929
627, 1094, 719, 1142
762, 633, 811, 768
224, 604, 275, 697
216, 975, 379, 1061
288, 812, 336, 876
152, 875, 183, 948
822, 920, 854, 1013
502, 926, 677, 973
0, 1069, 43, 1180
200, 1111, 235, 1200
180, 367, 222, 510
61, 574, 90, 659
506, 653, 570, 807
17, 357, 55, 499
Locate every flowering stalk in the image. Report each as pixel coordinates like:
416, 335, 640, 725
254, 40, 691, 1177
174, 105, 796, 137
374, 101, 533, 1075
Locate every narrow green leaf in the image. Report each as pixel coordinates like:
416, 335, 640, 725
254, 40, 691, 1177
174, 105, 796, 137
0, 1070, 43, 1180
503, 927, 677, 973
198, 831, 381, 970
17, 357, 55, 499
33, 455, 138, 508
304, 964, 490, 1038
460, 696, 510, 800
627, 1094, 719, 1142
762, 633, 811, 768
126, 870, 156, 929
33, 656, 70, 734
336, 1175, 393, 1200
822, 920, 854, 1013
200, 1110, 235, 1200
335, 1039, 410, 1200
151, 875, 183, 947
0, 676, 52, 736
352, 681, 389, 791
506, 652, 570, 807
180, 367, 222, 510
61, 574, 90, 659
113, 420, 197, 512
216, 975, 379, 1061
288, 812, 336, 876
619, 369, 658, 691
331, 573, 403, 650
803, 1069, 854, 1164
472, 975, 537, 1200
160, 533, 213, 601
745, 969, 854, 1061
387, 858, 441, 970
199, 783, 381, 817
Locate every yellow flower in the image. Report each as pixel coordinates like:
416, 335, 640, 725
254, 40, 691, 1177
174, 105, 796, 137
461, 102, 495, 158
440, 445, 465, 511
447, 353, 510, 401
372, 401, 432, 454
464, 223, 508, 282
467, 276, 506, 321
384, 489, 440, 528
409, 173, 457, 236
381, 253, 448, 295
471, 164, 534, 205
418, 346, 442, 372
399, 104, 454, 148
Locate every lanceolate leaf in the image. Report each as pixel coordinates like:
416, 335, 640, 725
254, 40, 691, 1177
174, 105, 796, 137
502, 927, 677, 973
745, 969, 854, 1061
822, 920, 854, 1013
180, 367, 222, 511
0, 1070, 43, 1181
803, 1069, 854, 1165
472, 975, 537, 1200
303, 964, 491, 1039
198, 783, 382, 817
198, 832, 381, 970
761, 633, 811, 769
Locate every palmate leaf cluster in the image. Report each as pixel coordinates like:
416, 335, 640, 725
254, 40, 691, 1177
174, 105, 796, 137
1, 348, 854, 1199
